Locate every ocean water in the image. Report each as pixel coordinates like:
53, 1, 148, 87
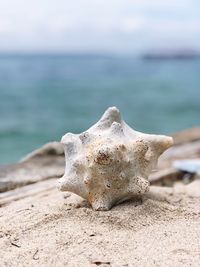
0, 54, 200, 164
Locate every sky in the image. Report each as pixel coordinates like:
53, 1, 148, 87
0, 0, 200, 54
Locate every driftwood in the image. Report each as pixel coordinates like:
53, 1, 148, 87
0, 127, 200, 196
0, 156, 64, 193
0, 178, 57, 206
149, 168, 184, 186
172, 126, 200, 145
158, 140, 200, 170
21, 142, 64, 161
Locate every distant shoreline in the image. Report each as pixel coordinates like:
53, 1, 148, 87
0, 52, 200, 61
142, 51, 200, 61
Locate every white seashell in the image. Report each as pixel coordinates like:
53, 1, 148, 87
173, 159, 200, 174
58, 107, 173, 210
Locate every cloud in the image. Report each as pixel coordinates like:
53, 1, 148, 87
0, 0, 199, 52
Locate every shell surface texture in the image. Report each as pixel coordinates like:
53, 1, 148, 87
58, 107, 173, 211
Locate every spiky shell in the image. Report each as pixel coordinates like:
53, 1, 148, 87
58, 107, 173, 210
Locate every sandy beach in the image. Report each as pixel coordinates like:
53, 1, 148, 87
0, 179, 200, 267
1, 127, 200, 267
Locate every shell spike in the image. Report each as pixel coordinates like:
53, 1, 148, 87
61, 133, 81, 158
147, 135, 173, 155
94, 106, 122, 130
110, 121, 124, 136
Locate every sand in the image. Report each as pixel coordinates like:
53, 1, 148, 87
0, 179, 200, 267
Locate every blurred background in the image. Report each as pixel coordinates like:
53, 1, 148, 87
0, 0, 200, 164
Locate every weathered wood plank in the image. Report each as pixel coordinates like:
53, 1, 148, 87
158, 140, 200, 170
172, 126, 200, 145
0, 156, 64, 193
149, 168, 184, 186
0, 178, 57, 206
0, 128, 200, 194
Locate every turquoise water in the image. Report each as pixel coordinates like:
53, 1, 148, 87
0, 54, 200, 164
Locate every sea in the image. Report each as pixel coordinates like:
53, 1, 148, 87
0, 54, 200, 164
